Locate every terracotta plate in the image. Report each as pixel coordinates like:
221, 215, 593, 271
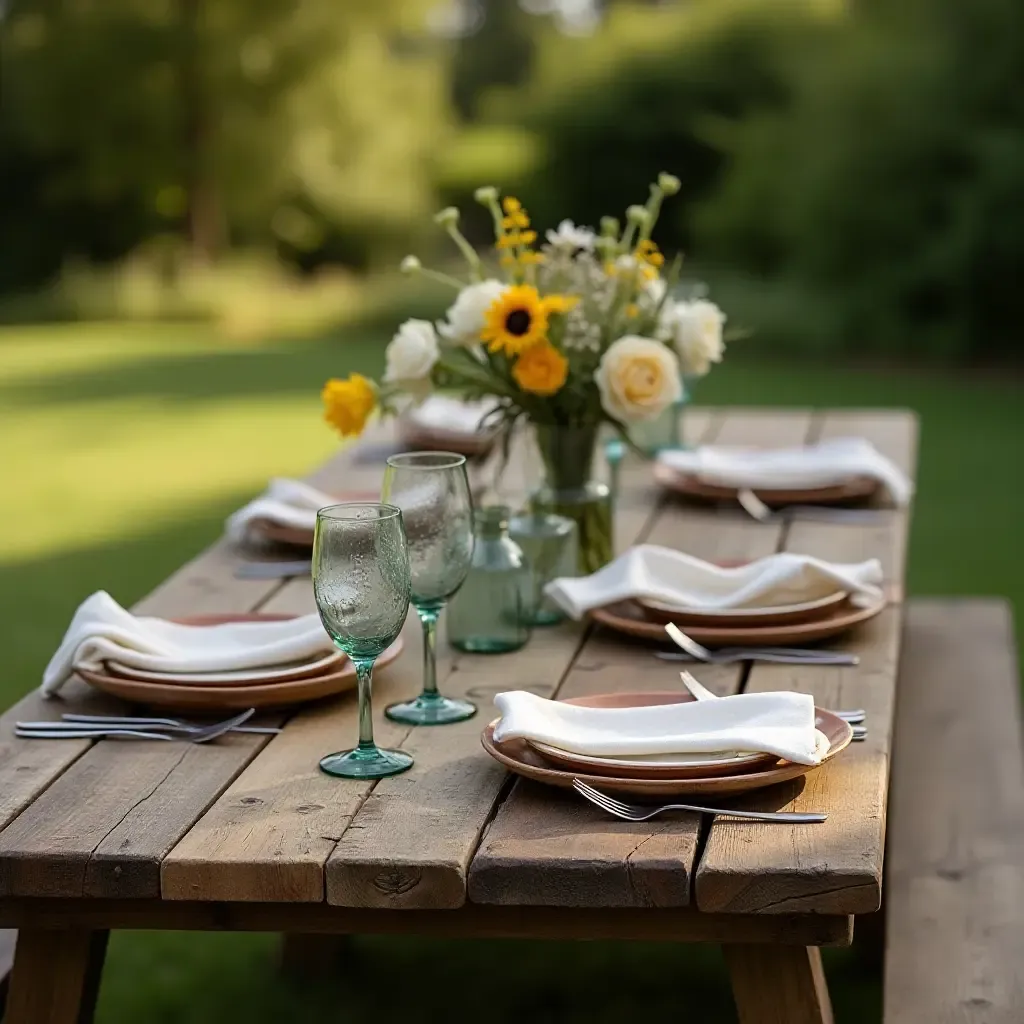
104, 649, 344, 686
481, 693, 852, 798
525, 693, 778, 779
653, 461, 879, 507
75, 637, 403, 711
398, 425, 496, 459
636, 589, 849, 629
251, 520, 315, 548
590, 594, 885, 647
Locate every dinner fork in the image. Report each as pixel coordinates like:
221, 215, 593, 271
572, 778, 827, 824
737, 489, 887, 525
661, 623, 860, 666
16, 708, 257, 744
61, 713, 281, 735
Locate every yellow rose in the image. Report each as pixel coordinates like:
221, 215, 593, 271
595, 335, 682, 423
321, 373, 376, 437
513, 341, 569, 396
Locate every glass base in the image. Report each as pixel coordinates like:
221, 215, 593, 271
319, 745, 413, 779
385, 693, 477, 725
451, 635, 529, 653
531, 608, 565, 627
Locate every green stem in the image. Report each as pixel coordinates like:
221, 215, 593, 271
417, 607, 439, 698
446, 225, 483, 281
353, 658, 376, 750
420, 267, 466, 290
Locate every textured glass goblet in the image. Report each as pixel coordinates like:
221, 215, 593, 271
381, 451, 476, 724
312, 503, 413, 778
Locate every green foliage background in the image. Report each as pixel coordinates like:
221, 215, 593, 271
2, 0, 1022, 359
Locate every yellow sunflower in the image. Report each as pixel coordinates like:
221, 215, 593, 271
481, 286, 577, 356
513, 341, 569, 396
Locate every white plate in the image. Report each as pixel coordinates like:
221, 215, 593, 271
103, 649, 344, 685
639, 589, 848, 621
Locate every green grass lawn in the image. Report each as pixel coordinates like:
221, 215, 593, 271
1, 322, 1021, 1023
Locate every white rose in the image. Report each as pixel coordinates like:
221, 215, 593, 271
545, 219, 596, 251
438, 279, 505, 346
658, 299, 726, 377
384, 319, 439, 395
595, 335, 682, 423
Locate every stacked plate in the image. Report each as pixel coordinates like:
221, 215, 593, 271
482, 691, 853, 798
73, 613, 403, 711
589, 584, 886, 647
652, 461, 879, 507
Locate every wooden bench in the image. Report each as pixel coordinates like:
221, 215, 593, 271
884, 599, 1024, 1022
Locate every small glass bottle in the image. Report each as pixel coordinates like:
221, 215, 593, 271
508, 511, 577, 626
447, 506, 533, 654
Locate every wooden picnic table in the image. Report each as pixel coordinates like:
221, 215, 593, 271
0, 406, 916, 1024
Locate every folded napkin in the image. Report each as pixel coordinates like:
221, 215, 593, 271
657, 437, 912, 506
42, 591, 333, 697
544, 545, 883, 620
403, 395, 498, 439
226, 478, 334, 542
493, 689, 824, 765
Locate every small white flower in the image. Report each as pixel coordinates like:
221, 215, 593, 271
438, 279, 505, 346
595, 335, 682, 423
545, 219, 596, 251
642, 276, 667, 307
657, 299, 726, 377
384, 319, 439, 396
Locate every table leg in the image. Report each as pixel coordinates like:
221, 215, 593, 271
4, 928, 109, 1024
724, 944, 834, 1024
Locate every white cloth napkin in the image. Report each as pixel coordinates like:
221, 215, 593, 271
493, 689, 824, 765
657, 437, 912, 505
226, 478, 335, 542
544, 545, 883, 620
42, 591, 333, 697
402, 395, 497, 439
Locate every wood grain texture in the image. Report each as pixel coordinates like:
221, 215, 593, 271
884, 600, 1024, 1024
4, 929, 108, 1024
726, 944, 834, 1024
0, 927, 15, 1009
0, 438, 367, 900
694, 410, 916, 916
0, 897, 853, 946
469, 410, 812, 908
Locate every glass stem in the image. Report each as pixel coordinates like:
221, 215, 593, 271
354, 658, 377, 750
418, 609, 440, 698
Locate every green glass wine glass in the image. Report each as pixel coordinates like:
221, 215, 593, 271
381, 451, 476, 725
312, 503, 413, 778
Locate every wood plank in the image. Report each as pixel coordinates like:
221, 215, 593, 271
469, 409, 816, 908
0, 896, 854, 946
0, 438, 376, 900
725, 944, 834, 1024
695, 410, 916, 915
160, 424, 524, 907
884, 600, 1024, 1024
4, 929, 108, 1024
0, 927, 15, 1008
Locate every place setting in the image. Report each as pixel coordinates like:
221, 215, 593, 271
479, 666, 859, 812
542, 543, 888, 650
652, 434, 913, 522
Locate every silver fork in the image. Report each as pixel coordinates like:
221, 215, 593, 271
662, 623, 860, 666
572, 778, 827, 824
61, 713, 280, 736
16, 708, 257, 743
737, 489, 886, 525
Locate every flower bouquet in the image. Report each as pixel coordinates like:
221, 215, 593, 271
322, 173, 727, 572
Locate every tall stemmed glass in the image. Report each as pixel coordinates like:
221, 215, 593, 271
381, 452, 476, 724
312, 503, 414, 778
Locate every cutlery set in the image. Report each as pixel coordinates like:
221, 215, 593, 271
15, 708, 280, 742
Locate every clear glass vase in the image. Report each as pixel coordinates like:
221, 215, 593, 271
628, 379, 692, 455
508, 511, 577, 626
529, 424, 614, 575
446, 506, 533, 654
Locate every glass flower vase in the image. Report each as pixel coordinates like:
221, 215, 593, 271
529, 424, 614, 576
628, 379, 692, 455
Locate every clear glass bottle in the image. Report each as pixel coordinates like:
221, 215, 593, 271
508, 511, 577, 626
446, 506, 533, 654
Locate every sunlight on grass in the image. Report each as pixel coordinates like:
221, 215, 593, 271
3, 395, 338, 562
